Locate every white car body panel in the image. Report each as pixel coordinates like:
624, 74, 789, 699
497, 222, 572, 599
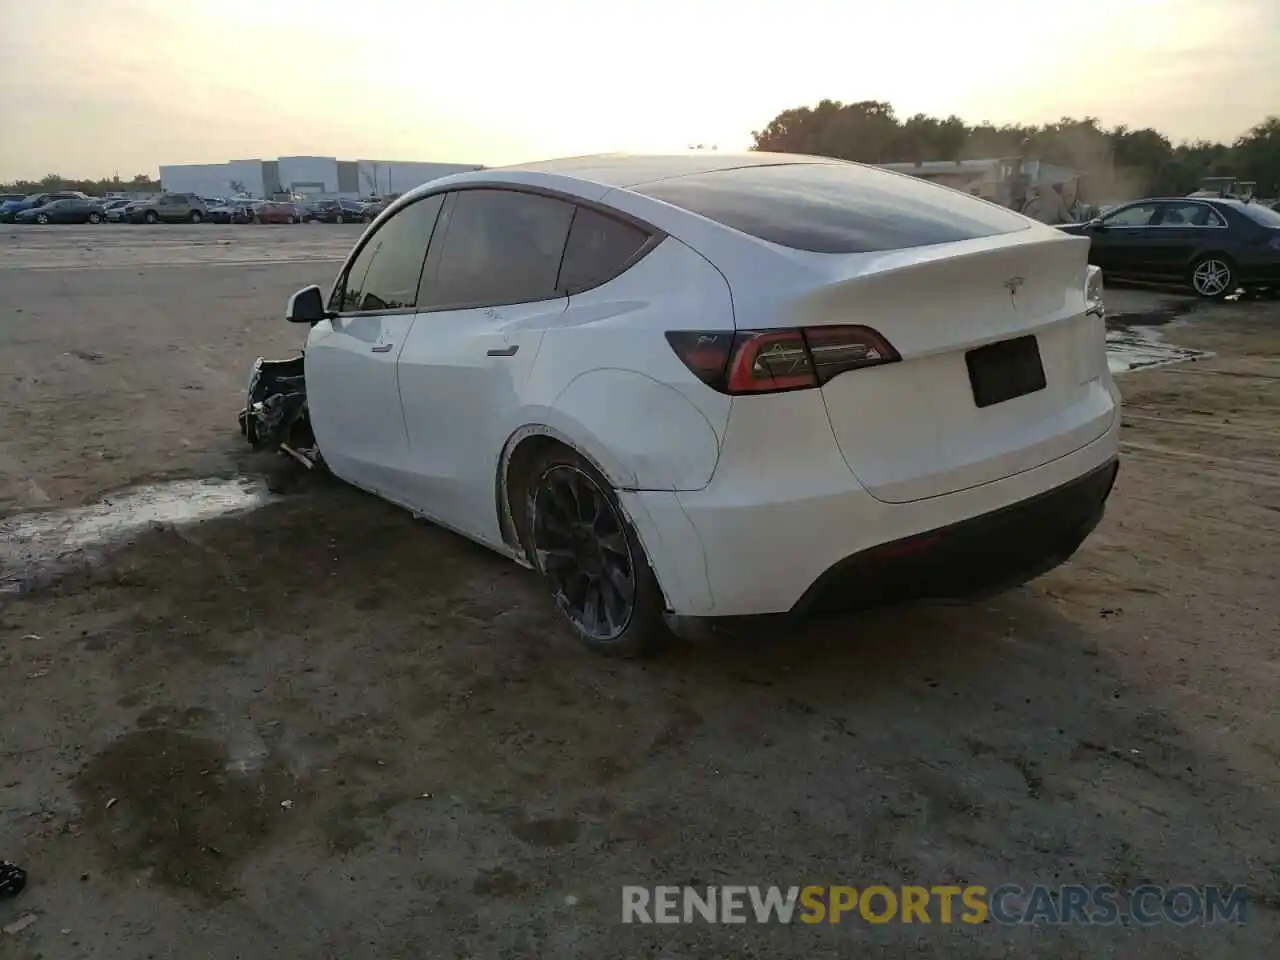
306, 313, 417, 502
396, 297, 564, 548
300, 152, 1120, 622
523, 236, 735, 490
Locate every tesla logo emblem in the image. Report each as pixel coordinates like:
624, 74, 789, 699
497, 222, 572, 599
1004, 276, 1025, 309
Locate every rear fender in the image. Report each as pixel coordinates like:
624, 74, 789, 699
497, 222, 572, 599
496, 416, 638, 562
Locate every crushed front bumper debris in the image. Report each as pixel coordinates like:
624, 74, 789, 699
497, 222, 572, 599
238, 355, 320, 467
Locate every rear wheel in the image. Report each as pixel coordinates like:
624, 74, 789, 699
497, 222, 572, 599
88, 211, 102, 224
335, 213, 345, 224
1190, 255, 1235, 299
36, 213, 49, 225
519, 446, 667, 657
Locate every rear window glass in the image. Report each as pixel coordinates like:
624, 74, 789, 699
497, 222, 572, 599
634, 162, 1029, 254
1237, 202, 1280, 228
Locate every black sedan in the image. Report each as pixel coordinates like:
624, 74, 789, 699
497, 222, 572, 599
1059, 197, 1280, 299
309, 198, 368, 223
14, 197, 106, 225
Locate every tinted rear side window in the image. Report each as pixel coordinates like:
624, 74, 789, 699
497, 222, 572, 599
558, 207, 650, 292
634, 162, 1029, 254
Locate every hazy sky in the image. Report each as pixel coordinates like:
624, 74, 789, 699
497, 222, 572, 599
1, 0, 1277, 181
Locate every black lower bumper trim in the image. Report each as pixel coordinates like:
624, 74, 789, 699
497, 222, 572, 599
791, 457, 1119, 617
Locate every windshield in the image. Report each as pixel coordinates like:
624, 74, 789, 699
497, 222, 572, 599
1237, 202, 1280, 228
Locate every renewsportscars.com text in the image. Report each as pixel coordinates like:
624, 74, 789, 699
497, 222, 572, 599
622, 884, 1250, 926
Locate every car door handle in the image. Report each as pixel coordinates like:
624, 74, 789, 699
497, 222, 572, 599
486, 345, 519, 357
371, 343, 393, 353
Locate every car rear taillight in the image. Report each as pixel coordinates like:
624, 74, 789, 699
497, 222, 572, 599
665, 326, 899, 394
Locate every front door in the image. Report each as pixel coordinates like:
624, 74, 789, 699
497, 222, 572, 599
1092, 201, 1162, 276
305, 314, 419, 500
392, 188, 578, 545
305, 192, 446, 502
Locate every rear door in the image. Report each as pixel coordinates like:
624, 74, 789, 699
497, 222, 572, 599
395, 188, 575, 544
1147, 200, 1226, 275
305, 193, 444, 502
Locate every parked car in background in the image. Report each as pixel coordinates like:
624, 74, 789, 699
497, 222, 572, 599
0, 191, 90, 222
309, 198, 367, 223
100, 199, 133, 221
360, 197, 390, 220
0, 193, 24, 204
15, 197, 106, 224
239, 153, 1119, 656
1059, 196, 1280, 298
289, 202, 316, 223
206, 200, 256, 224
127, 193, 208, 224
253, 201, 301, 224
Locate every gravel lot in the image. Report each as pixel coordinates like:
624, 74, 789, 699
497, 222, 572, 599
1, 226, 1277, 958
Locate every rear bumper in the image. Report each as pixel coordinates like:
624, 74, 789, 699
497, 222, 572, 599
624, 389, 1121, 618
1236, 258, 1280, 284
793, 456, 1117, 615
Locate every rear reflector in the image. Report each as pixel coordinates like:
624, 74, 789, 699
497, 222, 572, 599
666, 326, 899, 395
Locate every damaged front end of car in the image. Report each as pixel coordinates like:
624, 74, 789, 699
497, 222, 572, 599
238, 354, 322, 470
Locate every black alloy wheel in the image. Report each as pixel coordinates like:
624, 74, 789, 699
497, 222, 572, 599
530, 464, 638, 644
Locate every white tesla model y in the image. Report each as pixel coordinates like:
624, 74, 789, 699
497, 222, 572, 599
241, 153, 1119, 656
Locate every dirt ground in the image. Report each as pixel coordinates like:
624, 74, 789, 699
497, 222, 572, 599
1, 225, 1277, 959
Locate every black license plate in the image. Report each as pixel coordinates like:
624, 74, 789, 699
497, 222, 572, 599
966, 335, 1047, 408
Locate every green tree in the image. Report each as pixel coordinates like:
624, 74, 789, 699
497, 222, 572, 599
749, 100, 1276, 203
1233, 116, 1280, 195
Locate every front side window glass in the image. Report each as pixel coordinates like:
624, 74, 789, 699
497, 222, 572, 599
338, 194, 444, 312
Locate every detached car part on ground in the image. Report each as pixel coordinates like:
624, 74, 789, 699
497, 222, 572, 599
239, 355, 316, 471
239, 153, 1121, 657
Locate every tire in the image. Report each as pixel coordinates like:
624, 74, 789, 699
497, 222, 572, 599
516, 445, 668, 657
144, 210, 159, 224
88, 212, 102, 224
335, 213, 345, 224
1190, 255, 1235, 300
36, 213, 49, 225
189, 210, 203, 224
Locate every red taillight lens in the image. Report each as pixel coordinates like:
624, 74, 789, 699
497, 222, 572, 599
666, 325, 899, 395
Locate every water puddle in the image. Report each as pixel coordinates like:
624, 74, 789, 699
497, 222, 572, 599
1104, 298, 1213, 375
1106, 324, 1214, 374
0, 477, 271, 595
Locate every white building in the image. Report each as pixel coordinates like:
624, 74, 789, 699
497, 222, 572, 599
159, 156, 484, 200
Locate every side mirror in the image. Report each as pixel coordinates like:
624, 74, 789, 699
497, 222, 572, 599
286, 285, 328, 324
1088, 218, 1105, 231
